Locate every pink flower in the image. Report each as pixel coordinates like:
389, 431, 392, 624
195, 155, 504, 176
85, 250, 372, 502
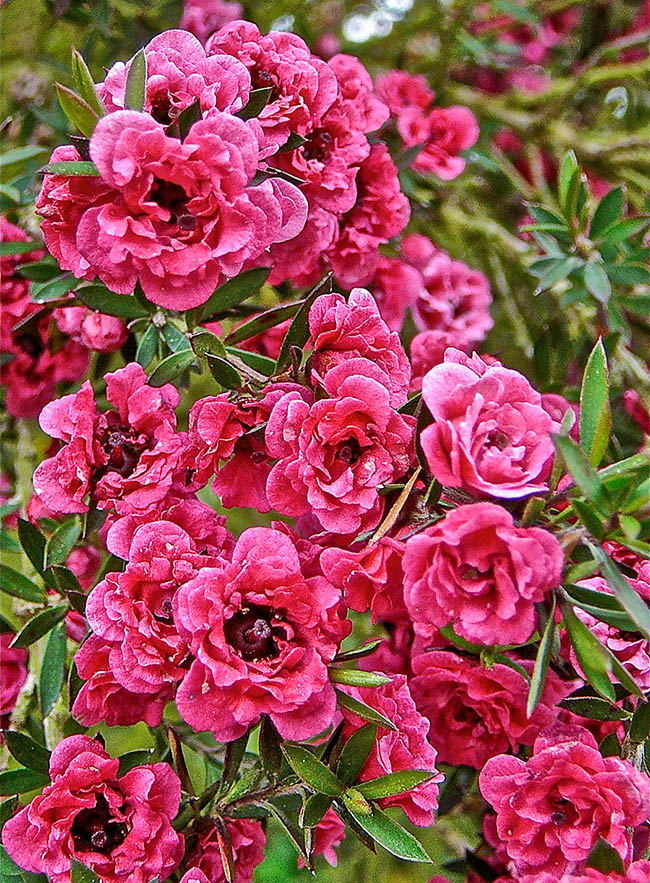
37, 113, 307, 309
420, 348, 557, 498
1, 217, 42, 321
267, 203, 338, 288
34, 363, 187, 517
207, 21, 338, 156
174, 527, 350, 741
479, 724, 650, 876
369, 256, 423, 331
266, 359, 414, 533
328, 143, 410, 288
85, 520, 227, 696
54, 305, 127, 353
517, 865, 650, 883
403, 502, 563, 646
340, 676, 443, 826
410, 330, 461, 390
185, 818, 266, 883
72, 636, 173, 727
300, 809, 345, 868
0, 633, 28, 721
375, 70, 434, 116
409, 650, 570, 769
180, 0, 243, 44
2, 735, 183, 883
100, 29, 251, 118
328, 54, 388, 133
397, 105, 479, 178
308, 288, 411, 407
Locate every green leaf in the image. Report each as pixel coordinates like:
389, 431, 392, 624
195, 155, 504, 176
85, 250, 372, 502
71, 48, 104, 117
45, 519, 81, 568
559, 696, 631, 721
148, 350, 196, 386
0, 768, 50, 796
336, 725, 376, 785
341, 788, 372, 816
563, 583, 635, 630
39, 161, 100, 176
301, 792, 333, 828
0, 796, 18, 832
0, 564, 46, 604
220, 731, 249, 794
76, 285, 148, 318
329, 669, 391, 688
161, 323, 191, 353
342, 803, 432, 863
592, 545, 650, 642
557, 150, 578, 217
55, 83, 98, 138
256, 801, 311, 866
334, 640, 383, 663
4, 732, 51, 774
584, 263, 611, 304
585, 839, 625, 874
552, 434, 608, 509
70, 858, 102, 883
40, 623, 67, 715
599, 217, 650, 247
225, 301, 303, 345
356, 770, 437, 800
16, 519, 48, 577
200, 268, 270, 321
527, 596, 556, 717
117, 749, 154, 776
259, 716, 283, 782
629, 702, 650, 743
334, 688, 397, 731
225, 347, 275, 376
124, 48, 147, 111
277, 132, 308, 153
275, 282, 328, 371
135, 324, 158, 369
571, 499, 606, 539
281, 745, 344, 796
606, 263, 650, 285
30, 273, 77, 304
49, 566, 85, 612
10, 605, 69, 649
535, 257, 583, 293
17, 258, 60, 281
237, 87, 272, 120
590, 186, 623, 238
206, 354, 242, 389
0, 240, 41, 256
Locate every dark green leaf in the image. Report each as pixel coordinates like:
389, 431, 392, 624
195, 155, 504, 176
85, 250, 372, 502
527, 596, 556, 717
342, 804, 432, 863
71, 48, 104, 117
0, 843, 24, 875
76, 285, 148, 318
124, 48, 147, 111
585, 839, 625, 874
599, 733, 621, 757
592, 545, 650, 642
336, 725, 376, 785
39, 161, 100, 176
117, 749, 154, 776
0, 565, 46, 604
1, 145, 50, 180
70, 858, 102, 883
30, 274, 76, 304
220, 731, 249, 794
277, 132, 308, 153
45, 519, 81, 568
559, 696, 630, 721
0, 796, 18, 832
200, 268, 270, 321
206, 354, 242, 389
357, 770, 437, 800
301, 792, 333, 828
148, 350, 196, 386
563, 584, 635, 630
55, 84, 98, 138
50, 567, 85, 610
0, 768, 50, 796
572, 499, 606, 539
0, 241, 42, 256
599, 217, 650, 246
259, 716, 283, 781
396, 143, 425, 170
275, 281, 329, 371
225, 301, 303, 345
161, 323, 191, 353
40, 623, 67, 715
225, 347, 275, 376
135, 324, 158, 368
342, 788, 372, 816
584, 263, 611, 304
334, 640, 382, 663
330, 669, 390, 688
4, 732, 51, 775
10, 605, 69, 649
281, 745, 344, 796
237, 87, 272, 120
256, 801, 311, 866
17, 258, 60, 281
334, 688, 397, 731
190, 329, 227, 359
606, 263, 650, 285
590, 186, 623, 238
552, 435, 608, 508
557, 150, 578, 218
176, 101, 201, 138
629, 702, 650, 743
535, 257, 582, 293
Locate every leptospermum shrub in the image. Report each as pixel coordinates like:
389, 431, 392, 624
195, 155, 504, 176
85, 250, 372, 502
1, 2, 649, 883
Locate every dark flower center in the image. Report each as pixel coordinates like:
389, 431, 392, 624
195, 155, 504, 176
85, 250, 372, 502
103, 428, 142, 478
549, 796, 573, 827
71, 794, 129, 856
487, 430, 510, 450
150, 178, 194, 231
251, 68, 280, 101
303, 129, 334, 162
336, 437, 362, 466
15, 332, 44, 360
224, 605, 287, 661
150, 94, 172, 126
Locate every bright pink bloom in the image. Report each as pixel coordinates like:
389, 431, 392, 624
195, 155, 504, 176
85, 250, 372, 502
397, 105, 479, 178
369, 256, 423, 331
300, 809, 345, 868
1, 217, 42, 321
328, 143, 410, 288
420, 348, 557, 498
341, 676, 443, 826
516, 862, 650, 883
375, 70, 434, 116
403, 502, 563, 645
480, 724, 650, 877
410, 650, 570, 769
54, 305, 127, 353
2, 735, 183, 883
179, 0, 243, 44
37, 113, 307, 309
185, 818, 266, 883
410, 330, 461, 390
0, 633, 28, 722
267, 203, 338, 288
238, 316, 290, 359
207, 20, 338, 156
72, 636, 173, 727
266, 359, 414, 533
174, 527, 350, 741
85, 520, 227, 695
33, 363, 186, 517
328, 54, 388, 133
100, 29, 251, 117
308, 288, 411, 407
624, 388, 650, 435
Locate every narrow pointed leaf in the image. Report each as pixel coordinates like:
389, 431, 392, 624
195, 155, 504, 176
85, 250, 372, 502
356, 770, 437, 800
585, 839, 625, 874
301, 792, 333, 828
281, 745, 344, 796
334, 688, 397, 731
71, 49, 104, 116
559, 696, 631, 721
590, 186, 623, 238
135, 324, 158, 368
259, 716, 283, 781
275, 277, 330, 371
552, 435, 608, 508
343, 804, 432, 863
10, 605, 69, 649
200, 268, 270, 321
225, 301, 303, 345
4, 732, 51, 775
70, 858, 102, 883
148, 349, 196, 386
527, 596, 556, 717
45, 519, 81, 568
0, 768, 50, 796
39, 161, 100, 176
0, 565, 46, 604
31, 274, 76, 303
17, 519, 46, 574
584, 263, 611, 304
220, 732, 249, 794
40, 623, 67, 715
206, 354, 242, 389
592, 544, 650, 642
76, 285, 148, 318
55, 84, 98, 138
124, 48, 147, 111
330, 669, 390, 688
237, 87, 272, 120
336, 725, 376, 785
